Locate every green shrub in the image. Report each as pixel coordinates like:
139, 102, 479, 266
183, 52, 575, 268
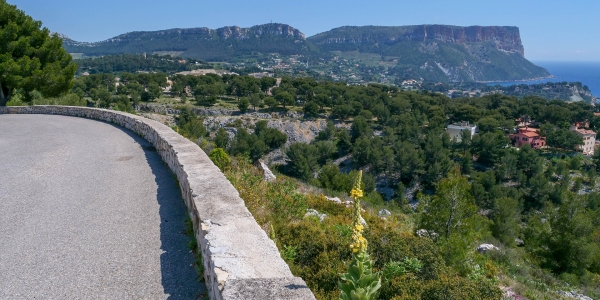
209, 148, 230, 171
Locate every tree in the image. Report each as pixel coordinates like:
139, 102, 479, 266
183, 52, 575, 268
275, 91, 294, 109
0, 1, 77, 105
147, 82, 162, 100
214, 128, 229, 149
419, 168, 478, 240
238, 97, 250, 113
264, 97, 277, 110
249, 93, 262, 111
260, 77, 277, 95
332, 104, 353, 120
471, 131, 509, 166
285, 143, 318, 181
418, 167, 485, 271
492, 197, 521, 246
351, 116, 373, 142
303, 101, 319, 118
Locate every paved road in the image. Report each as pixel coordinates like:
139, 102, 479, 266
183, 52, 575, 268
0, 114, 203, 299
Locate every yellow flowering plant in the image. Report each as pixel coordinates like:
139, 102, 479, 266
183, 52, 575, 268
339, 171, 381, 300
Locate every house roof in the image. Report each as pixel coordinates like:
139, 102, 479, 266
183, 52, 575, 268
575, 129, 596, 135
447, 124, 476, 130
521, 131, 540, 138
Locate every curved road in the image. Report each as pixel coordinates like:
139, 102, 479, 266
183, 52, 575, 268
0, 114, 203, 299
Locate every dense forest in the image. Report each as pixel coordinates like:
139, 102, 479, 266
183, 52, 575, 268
12, 72, 600, 299
75, 54, 210, 75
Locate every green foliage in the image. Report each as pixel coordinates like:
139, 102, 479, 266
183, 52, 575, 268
255, 120, 287, 149
382, 257, 423, 280
491, 197, 521, 246
225, 159, 505, 300
32, 93, 87, 107
177, 107, 207, 140
214, 128, 229, 149
338, 252, 381, 300
209, 148, 230, 171
238, 97, 250, 113
286, 143, 319, 181
542, 124, 584, 151
281, 245, 298, 262
0, 0, 77, 105
75, 53, 208, 74
229, 124, 287, 162
304, 101, 320, 118
264, 97, 277, 109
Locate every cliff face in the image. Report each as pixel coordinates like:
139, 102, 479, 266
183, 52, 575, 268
63, 23, 305, 48
308, 25, 524, 56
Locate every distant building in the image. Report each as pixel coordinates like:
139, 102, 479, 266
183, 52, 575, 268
446, 122, 478, 142
570, 125, 596, 155
175, 69, 237, 76
249, 72, 274, 79
509, 127, 546, 149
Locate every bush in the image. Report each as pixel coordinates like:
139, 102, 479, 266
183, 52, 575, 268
209, 148, 230, 171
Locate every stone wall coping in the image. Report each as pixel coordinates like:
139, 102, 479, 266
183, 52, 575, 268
0, 106, 316, 300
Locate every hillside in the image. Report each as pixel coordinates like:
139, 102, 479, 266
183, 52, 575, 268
63, 23, 551, 82
308, 25, 550, 82
63, 23, 314, 61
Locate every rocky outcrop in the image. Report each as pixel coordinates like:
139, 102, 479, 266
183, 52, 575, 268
257, 160, 277, 182
477, 244, 500, 253
304, 209, 327, 222
558, 290, 593, 300
309, 25, 525, 56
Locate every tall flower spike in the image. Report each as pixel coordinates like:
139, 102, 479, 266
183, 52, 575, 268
349, 171, 367, 254
339, 170, 381, 300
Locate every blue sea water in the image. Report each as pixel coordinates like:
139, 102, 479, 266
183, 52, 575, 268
487, 61, 600, 97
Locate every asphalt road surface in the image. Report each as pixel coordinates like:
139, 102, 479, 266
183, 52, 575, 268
0, 114, 203, 299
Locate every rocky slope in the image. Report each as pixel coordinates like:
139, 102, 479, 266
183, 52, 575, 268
308, 25, 549, 82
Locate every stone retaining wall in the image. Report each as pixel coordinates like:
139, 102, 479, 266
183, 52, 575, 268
0, 106, 315, 300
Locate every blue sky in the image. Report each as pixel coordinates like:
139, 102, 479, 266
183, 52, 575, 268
8, 0, 600, 61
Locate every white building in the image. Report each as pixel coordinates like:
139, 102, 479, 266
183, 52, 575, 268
446, 122, 478, 142
570, 125, 596, 155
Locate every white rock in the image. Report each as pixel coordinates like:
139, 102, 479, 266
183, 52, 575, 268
477, 244, 500, 253
304, 209, 327, 222
416, 229, 439, 240
378, 209, 391, 217
359, 216, 367, 226
325, 196, 342, 204
558, 290, 593, 300
258, 160, 276, 182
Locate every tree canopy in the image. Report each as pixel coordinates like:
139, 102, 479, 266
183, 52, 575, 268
0, 0, 76, 105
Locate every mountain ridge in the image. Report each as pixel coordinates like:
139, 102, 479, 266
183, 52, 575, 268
63, 23, 551, 82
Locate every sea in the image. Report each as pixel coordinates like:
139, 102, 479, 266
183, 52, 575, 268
487, 61, 600, 98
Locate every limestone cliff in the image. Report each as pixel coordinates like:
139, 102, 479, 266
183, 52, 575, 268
308, 25, 525, 56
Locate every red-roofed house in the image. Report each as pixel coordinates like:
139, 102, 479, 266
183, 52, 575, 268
570, 125, 596, 155
510, 127, 546, 149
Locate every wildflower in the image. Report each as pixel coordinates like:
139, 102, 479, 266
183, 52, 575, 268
339, 170, 381, 300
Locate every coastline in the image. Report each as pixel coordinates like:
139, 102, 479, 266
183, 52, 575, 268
476, 75, 556, 84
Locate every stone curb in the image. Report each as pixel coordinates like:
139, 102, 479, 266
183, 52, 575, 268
0, 106, 315, 300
